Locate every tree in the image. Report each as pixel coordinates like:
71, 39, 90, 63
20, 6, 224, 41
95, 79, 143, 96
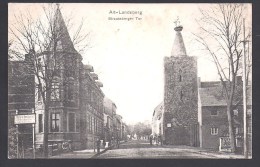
129, 122, 152, 139
193, 4, 251, 153
8, 4, 91, 158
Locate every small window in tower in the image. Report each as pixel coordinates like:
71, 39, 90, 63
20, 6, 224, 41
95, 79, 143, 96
180, 90, 183, 101
179, 69, 182, 82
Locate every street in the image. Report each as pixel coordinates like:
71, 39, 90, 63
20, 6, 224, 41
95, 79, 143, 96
95, 140, 240, 159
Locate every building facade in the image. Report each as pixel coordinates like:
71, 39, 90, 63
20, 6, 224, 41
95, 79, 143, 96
152, 102, 164, 138
163, 25, 199, 146
32, 6, 104, 150
103, 97, 114, 145
115, 114, 123, 140
198, 77, 251, 153
79, 64, 104, 149
103, 97, 117, 143
8, 59, 35, 153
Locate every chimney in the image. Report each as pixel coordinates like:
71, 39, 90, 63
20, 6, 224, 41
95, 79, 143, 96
236, 75, 243, 86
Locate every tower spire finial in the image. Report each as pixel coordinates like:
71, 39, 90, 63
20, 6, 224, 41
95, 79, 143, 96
174, 16, 180, 27
174, 16, 183, 32
56, 3, 60, 9
171, 16, 186, 56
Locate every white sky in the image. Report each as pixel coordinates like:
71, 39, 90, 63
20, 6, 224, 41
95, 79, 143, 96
8, 3, 252, 125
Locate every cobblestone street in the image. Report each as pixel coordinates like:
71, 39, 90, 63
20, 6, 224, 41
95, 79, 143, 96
95, 140, 244, 159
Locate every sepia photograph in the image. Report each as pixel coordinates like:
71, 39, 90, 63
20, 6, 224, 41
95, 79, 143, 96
7, 3, 252, 159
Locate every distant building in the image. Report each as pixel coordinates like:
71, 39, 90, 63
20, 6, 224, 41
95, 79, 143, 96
152, 102, 164, 138
103, 97, 115, 143
163, 24, 199, 146
115, 114, 123, 140
122, 123, 127, 141
80, 64, 104, 149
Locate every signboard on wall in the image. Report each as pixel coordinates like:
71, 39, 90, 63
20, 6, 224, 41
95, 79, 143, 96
14, 114, 36, 124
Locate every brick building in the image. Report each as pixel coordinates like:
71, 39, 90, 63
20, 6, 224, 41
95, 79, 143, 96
115, 114, 123, 140
32, 6, 104, 150
79, 64, 104, 149
103, 97, 117, 143
8, 59, 35, 151
163, 25, 199, 146
103, 97, 114, 144
198, 77, 251, 153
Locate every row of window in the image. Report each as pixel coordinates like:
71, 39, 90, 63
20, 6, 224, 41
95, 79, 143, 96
210, 127, 242, 136
38, 113, 76, 133
86, 114, 102, 135
37, 82, 75, 102
210, 109, 239, 116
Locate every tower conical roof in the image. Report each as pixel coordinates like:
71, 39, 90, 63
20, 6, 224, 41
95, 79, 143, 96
171, 26, 187, 57
53, 4, 76, 53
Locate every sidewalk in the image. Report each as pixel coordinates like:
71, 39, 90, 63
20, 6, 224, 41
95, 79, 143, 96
161, 144, 249, 159
50, 148, 105, 159
50, 140, 127, 159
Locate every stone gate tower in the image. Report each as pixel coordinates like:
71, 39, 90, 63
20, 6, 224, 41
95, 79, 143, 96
163, 23, 199, 146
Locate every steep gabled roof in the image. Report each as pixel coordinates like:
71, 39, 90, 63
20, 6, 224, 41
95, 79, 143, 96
53, 5, 77, 53
199, 87, 227, 107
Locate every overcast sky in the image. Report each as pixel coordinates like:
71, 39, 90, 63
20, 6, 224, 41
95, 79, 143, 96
9, 3, 252, 125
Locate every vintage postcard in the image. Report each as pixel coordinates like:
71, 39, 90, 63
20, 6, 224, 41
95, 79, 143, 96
8, 3, 252, 159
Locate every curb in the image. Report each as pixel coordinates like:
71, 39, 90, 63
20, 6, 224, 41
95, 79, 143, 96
90, 146, 114, 158
161, 145, 243, 159
90, 141, 128, 158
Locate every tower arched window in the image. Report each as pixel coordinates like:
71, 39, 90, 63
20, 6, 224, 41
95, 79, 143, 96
180, 90, 183, 101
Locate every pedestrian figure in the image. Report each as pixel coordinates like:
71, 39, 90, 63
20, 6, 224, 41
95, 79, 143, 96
149, 135, 153, 146
116, 138, 120, 148
96, 138, 101, 153
103, 139, 106, 148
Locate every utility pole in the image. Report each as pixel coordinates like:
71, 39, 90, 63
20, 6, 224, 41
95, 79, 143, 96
242, 18, 248, 159
16, 110, 19, 158
32, 108, 36, 159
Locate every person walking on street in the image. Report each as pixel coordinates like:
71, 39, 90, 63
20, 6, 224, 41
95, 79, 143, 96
96, 138, 101, 153
116, 138, 120, 149
149, 134, 153, 146
158, 135, 162, 146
